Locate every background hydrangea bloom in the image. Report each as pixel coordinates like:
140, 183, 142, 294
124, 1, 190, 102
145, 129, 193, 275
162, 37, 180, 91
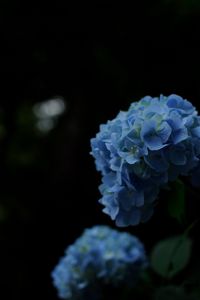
90, 94, 200, 226
51, 226, 147, 299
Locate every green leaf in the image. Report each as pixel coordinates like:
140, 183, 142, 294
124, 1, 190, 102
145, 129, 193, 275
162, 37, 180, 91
167, 179, 185, 224
150, 235, 192, 279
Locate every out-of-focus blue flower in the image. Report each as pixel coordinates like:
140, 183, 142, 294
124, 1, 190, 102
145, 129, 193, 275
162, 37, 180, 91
90, 94, 200, 226
51, 226, 147, 299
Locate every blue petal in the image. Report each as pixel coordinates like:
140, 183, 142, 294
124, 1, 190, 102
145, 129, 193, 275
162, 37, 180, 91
171, 127, 188, 144
100, 195, 119, 220
135, 191, 144, 207
144, 150, 169, 172
115, 209, 141, 227
143, 135, 165, 151
166, 94, 195, 114
191, 126, 200, 138
167, 111, 183, 130
169, 147, 187, 165
132, 161, 151, 179
125, 154, 140, 164
157, 121, 172, 143
117, 188, 135, 211
166, 94, 184, 108
101, 172, 116, 187
110, 156, 122, 171
125, 130, 141, 145
144, 101, 168, 116
140, 119, 156, 139
141, 120, 168, 150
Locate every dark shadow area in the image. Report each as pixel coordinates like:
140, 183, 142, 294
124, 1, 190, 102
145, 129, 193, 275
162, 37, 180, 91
1, 3, 200, 299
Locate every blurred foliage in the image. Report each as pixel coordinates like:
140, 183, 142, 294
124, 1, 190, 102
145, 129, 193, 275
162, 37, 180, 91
167, 179, 186, 224
163, 0, 200, 14
151, 235, 192, 279
6, 104, 40, 168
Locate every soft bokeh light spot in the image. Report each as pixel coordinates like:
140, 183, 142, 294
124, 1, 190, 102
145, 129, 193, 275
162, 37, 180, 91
33, 97, 66, 119
33, 96, 66, 133
36, 119, 55, 132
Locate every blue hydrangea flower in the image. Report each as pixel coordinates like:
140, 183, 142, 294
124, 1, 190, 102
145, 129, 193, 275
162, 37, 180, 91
51, 226, 147, 299
90, 94, 200, 226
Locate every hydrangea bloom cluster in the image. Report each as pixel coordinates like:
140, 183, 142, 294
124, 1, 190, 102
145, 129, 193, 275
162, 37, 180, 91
90, 94, 200, 226
51, 226, 147, 299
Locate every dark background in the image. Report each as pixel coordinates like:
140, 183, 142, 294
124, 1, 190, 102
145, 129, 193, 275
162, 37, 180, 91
1, 2, 200, 299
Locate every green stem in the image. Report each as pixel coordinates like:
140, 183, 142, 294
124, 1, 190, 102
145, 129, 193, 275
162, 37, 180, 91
184, 218, 199, 236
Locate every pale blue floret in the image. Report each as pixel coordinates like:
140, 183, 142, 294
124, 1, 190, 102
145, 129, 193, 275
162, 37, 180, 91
90, 94, 200, 226
51, 226, 147, 299
140, 119, 172, 150
166, 94, 195, 114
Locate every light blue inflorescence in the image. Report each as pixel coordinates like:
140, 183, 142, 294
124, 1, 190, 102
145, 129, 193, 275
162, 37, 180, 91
51, 226, 147, 299
90, 94, 200, 226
